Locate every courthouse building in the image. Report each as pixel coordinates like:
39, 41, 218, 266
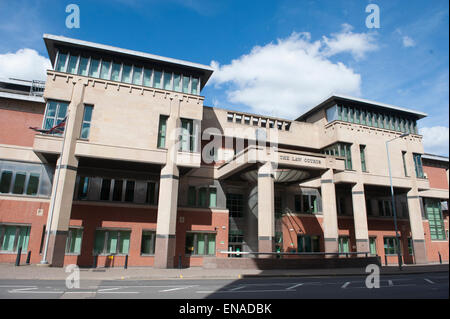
0, 34, 448, 268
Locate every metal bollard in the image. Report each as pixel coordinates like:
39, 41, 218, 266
26, 251, 31, 265
15, 247, 22, 266
438, 251, 442, 264
124, 255, 128, 269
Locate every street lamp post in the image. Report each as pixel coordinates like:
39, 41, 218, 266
385, 132, 409, 270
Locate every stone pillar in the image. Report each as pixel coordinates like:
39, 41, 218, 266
257, 161, 275, 255
321, 169, 339, 253
45, 79, 86, 267
154, 96, 181, 268
351, 182, 369, 253
407, 187, 428, 264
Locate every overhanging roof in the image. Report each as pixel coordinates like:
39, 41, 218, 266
43, 34, 214, 90
296, 94, 428, 121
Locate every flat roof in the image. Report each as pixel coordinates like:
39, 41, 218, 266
422, 153, 449, 163
43, 34, 214, 90
296, 94, 428, 121
0, 91, 45, 103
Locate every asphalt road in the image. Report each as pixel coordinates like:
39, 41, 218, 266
0, 272, 447, 299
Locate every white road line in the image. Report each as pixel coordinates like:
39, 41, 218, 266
0, 285, 36, 288
424, 279, 435, 284
388, 280, 394, 287
286, 283, 304, 290
97, 291, 139, 294
98, 287, 121, 292
341, 282, 351, 289
9, 287, 38, 292
160, 285, 196, 292
8, 290, 64, 294
229, 286, 245, 291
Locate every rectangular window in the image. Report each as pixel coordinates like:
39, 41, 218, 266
378, 114, 384, 129
132, 66, 142, 85
173, 74, 182, 92
407, 238, 414, 255
384, 237, 399, 255
227, 193, 244, 218
413, 153, 424, 178
143, 68, 152, 86
355, 109, 360, 124
146, 181, 157, 205
77, 176, 89, 200
209, 188, 217, 208
366, 111, 372, 126
110, 63, 121, 81
67, 55, 79, 74
185, 232, 216, 255
348, 107, 354, 123
141, 230, 156, 255
163, 72, 173, 90
372, 113, 378, 128
55, 52, 68, 72
94, 229, 131, 255
0, 170, 13, 193
88, 59, 100, 78
402, 151, 408, 176
100, 179, 111, 201
369, 237, 377, 255
100, 61, 111, 80
361, 110, 366, 125
297, 235, 320, 253
191, 78, 199, 95
124, 180, 135, 202
12, 172, 26, 194
80, 105, 93, 139
180, 118, 194, 152
182, 75, 190, 93
66, 228, 83, 254
157, 115, 168, 149
338, 236, 350, 253
360, 145, 367, 172
112, 180, 123, 201
43, 100, 68, 135
0, 225, 30, 252
26, 173, 40, 196
153, 71, 162, 89
342, 106, 348, 121
198, 187, 207, 207
187, 186, 196, 206
121, 65, 132, 83
425, 199, 446, 240
77, 57, 89, 76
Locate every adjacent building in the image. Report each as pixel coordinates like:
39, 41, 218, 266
0, 34, 448, 268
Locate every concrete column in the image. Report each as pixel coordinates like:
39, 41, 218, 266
407, 187, 428, 264
351, 182, 369, 252
321, 169, 339, 253
257, 161, 275, 255
154, 96, 181, 268
46, 79, 86, 267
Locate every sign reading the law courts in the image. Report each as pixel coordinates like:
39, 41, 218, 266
278, 153, 324, 168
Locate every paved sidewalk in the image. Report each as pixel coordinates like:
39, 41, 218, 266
0, 263, 447, 281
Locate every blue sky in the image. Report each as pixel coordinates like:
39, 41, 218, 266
0, 0, 448, 155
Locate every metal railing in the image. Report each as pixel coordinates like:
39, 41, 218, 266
220, 251, 373, 258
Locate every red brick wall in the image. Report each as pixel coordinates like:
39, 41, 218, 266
423, 164, 449, 190
0, 99, 44, 147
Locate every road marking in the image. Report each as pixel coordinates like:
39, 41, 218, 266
9, 290, 63, 294
424, 279, 435, 284
98, 287, 121, 292
229, 286, 245, 291
97, 291, 139, 294
196, 289, 296, 294
8, 287, 38, 292
160, 285, 196, 292
286, 283, 304, 290
341, 282, 351, 289
388, 280, 394, 287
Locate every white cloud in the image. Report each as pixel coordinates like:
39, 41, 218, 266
402, 36, 416, 48
419, 126, 449, 156
209, 25, 378, 118
0, 48, 50, 81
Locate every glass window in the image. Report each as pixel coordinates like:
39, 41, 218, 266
355, 109, 360, 124
112, 180, 123, 201
0, 225, 30, 252
209, 188, 217, 208
407, 238, 414, 255
413, 153, 424, 178
0, 171, 13, 193
173, 74, 182, 92
26, 173, 40, 196
153, 71, 162, 89
226, 193, 244, 218
146, 182, 156, 205
369, 237, 377, 255
78, 57, 89, 76
425, 199, 446, 240
121, 65, 132, 83
338, 236, 350, 253
43, 100, 68, 135
297, 235, 320, 253
55, 52, 68, 72
198, 187, 207, 207
402, 151, 408, 176
372, 112, 378, 128
361, 110, 366, 125
185, 232, 216, 255
77, 176, 89, 200
182, 76, 190, 93
12, 172, 26, 194
66, 228, 83, 254
124, 180, 135, 202
94, 229, 131, 255
180, 118, 194, 152
141, 230, 156, 255
360, 145, 367, 172
348, 107, 354, 123
143, 69, 152, 87
80, 105, 93, 139
110, 63, 122, 82
188, 186, 196, 206
157, 115, 168, 149
88, 59, 100, 78
99, 61, 111, 80
384, 237, 399, 255
67, 55, 79, 74
132, 66, 142, 85
163, 72, 173, 90
342, 106, 348, 121
191, 78, 199, 95
337, 105, 342, 121
378, 114, 384, 129
100, 179, 111, 200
